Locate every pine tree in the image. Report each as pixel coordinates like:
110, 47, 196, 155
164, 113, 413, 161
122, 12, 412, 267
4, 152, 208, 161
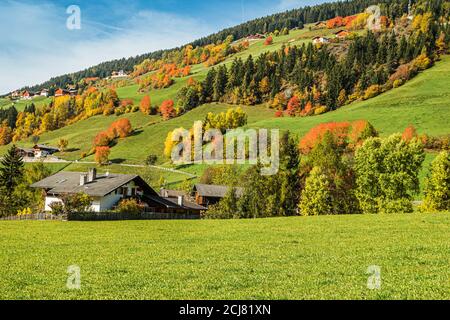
7, 106, 18, 129
279, 132, 301, 216
213, 65, 228, 102
201, 68, 217, 103
0, 145, 24, 196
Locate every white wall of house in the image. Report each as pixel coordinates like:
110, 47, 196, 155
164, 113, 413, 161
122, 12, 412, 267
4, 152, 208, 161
99, 193, 122, 212
44, 181, 143, 212
45, 196, 63, 211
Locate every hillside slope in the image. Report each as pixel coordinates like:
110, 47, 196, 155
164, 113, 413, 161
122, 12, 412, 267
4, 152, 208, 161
3, 54, 449, 167
249, 55, 450, 138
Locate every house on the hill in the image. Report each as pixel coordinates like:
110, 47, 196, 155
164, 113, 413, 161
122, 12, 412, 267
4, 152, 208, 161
312, 36, 330, 44
313, 21, 327, 29
11, 91, 20, 99
54, 88, 70, 97
246, 34, 266, 40
17, 147, 35, 158
31, 169, 202, 215
335, 30, 350, 38
111, 70, 129, 79
16, 144, 60, 159
40, 89, 49, 97
192, 184, 244, 207
22, 91, 34, 100
33, 144, 60, 158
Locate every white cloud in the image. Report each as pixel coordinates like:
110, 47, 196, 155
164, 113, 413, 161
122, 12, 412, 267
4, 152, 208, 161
0, 1, 213, 94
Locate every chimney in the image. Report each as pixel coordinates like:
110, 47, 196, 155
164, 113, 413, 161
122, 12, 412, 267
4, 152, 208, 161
88, 168, 97, 183
177, 196, 184, 207
80, 174, 88, 186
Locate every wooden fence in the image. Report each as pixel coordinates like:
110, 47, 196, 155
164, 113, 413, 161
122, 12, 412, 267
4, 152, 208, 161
68, 212, 200, 221
0, 213, 62, 221
1, 212, 200, 221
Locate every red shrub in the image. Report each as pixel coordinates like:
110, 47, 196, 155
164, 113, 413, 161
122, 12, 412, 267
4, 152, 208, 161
286, 96, 300, 116
274, 110, 284, 118
327, 16, 344, 29
160, 100, 176, 120
402, 125, 417, 142
121, 99, 134, 107
264, 36, 273, 46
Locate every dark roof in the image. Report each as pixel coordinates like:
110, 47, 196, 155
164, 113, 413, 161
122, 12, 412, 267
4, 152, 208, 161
334, 30, 349, 35
164, 197, 207, 211
17, 147, 34, 153
33, 144, 60, 152
31, 172, 157, 197
160, 189, 187, 198
194, 184, 244, 198
144, 195, 182, 209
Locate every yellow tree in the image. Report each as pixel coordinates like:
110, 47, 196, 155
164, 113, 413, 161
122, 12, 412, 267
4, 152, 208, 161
259, 76, 270, 95
58, 139, 69, 152
0, 121, 12, 145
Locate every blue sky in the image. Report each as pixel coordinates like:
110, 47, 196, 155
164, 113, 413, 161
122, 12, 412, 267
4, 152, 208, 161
0, 0, 326, 94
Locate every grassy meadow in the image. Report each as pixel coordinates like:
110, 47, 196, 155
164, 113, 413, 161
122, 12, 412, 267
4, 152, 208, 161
0, 96, 51, 112
0, 213, 448, 300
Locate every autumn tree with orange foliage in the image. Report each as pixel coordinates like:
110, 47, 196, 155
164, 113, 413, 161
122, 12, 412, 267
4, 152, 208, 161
327, 16, 344, 28
274, 110, 284, 118
121, 99, 134, 107
286, 96, 301, 117
95, 146, 110, 165
0, 122, 12, 145
93, 119, 133, 148
299, 121, 378, 154
93, 132, 111, 147
140, 95, 151, 115
300, 101, 313, 116
402, 125, 418, 142
160, 100, 176, 120
138, 63, 191, 91
111, 118, 133, 138
187, 77, 197, 87
343, 15, 357, 27
264, 36, 273, 46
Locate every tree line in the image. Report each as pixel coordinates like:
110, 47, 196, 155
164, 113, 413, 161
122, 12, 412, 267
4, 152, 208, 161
205, 123, 449, 219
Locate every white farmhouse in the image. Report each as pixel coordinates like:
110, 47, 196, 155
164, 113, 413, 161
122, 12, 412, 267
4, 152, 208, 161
31, 169, 204, 214
312, 36, 330, 44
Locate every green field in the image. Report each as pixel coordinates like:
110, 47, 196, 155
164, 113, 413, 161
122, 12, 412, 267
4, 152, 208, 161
0, 96, 51, 112
0, 213, 448, 300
